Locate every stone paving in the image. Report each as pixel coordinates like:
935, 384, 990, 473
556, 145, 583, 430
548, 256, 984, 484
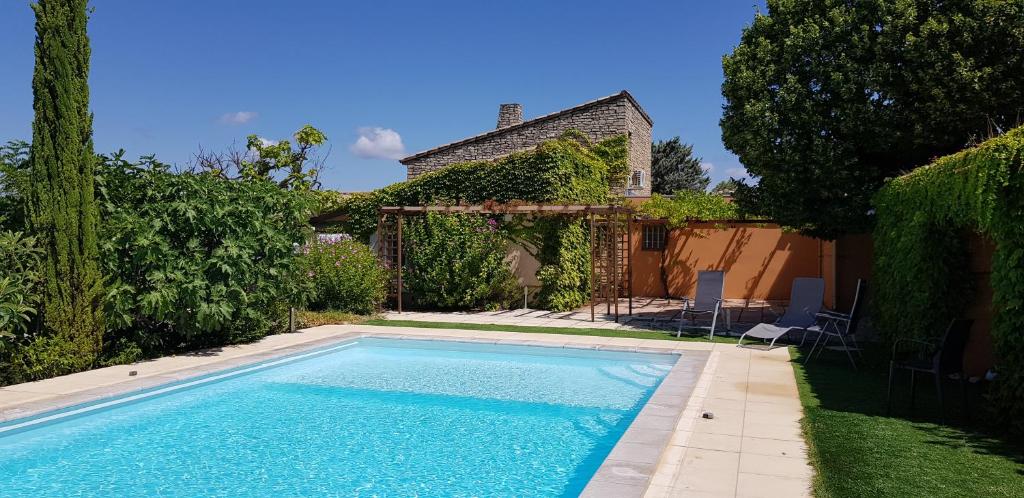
385, 297, 787, 334
0, 321, 812, 497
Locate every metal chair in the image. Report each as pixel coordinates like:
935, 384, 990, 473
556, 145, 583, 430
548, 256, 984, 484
886, 318, 973, 423
675, 270, 726, 340
806, 279, 867, 369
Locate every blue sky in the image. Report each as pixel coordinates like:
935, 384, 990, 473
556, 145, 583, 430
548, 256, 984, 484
0, 0, 763, 191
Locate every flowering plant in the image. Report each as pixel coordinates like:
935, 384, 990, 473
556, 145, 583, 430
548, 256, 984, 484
298, 237, 387, 314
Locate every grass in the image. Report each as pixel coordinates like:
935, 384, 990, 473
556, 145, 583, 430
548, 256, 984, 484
790, 346, 1023, 497
360, 318, 739, 343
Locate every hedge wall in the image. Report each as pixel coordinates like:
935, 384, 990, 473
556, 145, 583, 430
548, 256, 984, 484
331, 131, 628, 311
873, 126, 1024, 435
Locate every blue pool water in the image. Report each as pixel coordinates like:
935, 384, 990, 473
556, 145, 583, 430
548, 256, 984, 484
0, 338, 677, 497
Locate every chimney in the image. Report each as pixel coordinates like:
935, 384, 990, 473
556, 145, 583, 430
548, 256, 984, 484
496, 103, 523, 129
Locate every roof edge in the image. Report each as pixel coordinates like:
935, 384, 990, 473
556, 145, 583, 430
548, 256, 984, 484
399, 90, 653, 164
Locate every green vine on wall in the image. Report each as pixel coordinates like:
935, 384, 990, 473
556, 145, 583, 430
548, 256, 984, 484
326, 131, 628, 311
638, 191, 747, 229
873, 126, 1024, 436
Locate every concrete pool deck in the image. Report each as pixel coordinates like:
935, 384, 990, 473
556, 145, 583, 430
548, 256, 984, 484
0, 324, 812, 498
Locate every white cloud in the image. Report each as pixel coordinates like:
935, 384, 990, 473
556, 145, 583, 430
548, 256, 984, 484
725, 167, 750, 179
349, 127, 406, 160
219, 111, 258, 125
701, 162, 715, 173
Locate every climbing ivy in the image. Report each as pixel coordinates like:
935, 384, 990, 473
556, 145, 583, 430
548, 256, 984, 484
329, 131, 627, 311
637, 191, 746, 228
873, 126, 1024, 436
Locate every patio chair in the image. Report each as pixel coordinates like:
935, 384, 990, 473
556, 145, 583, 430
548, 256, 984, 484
737, 277, 825, 349
675, 270, 726, 340
805, 279, 867, 368
886, 318, 973, 423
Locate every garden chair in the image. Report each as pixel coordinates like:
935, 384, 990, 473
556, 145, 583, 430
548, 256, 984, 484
886, 318, 973, 423
675, 270, 726, 340
737, 277, 824, 349
804, 279, 867, 368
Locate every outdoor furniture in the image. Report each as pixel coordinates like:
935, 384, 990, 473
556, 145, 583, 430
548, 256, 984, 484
805, 279, 867, 369
675, 270, 726, 340
886, 318, 973, 423
737, 277, 825, 349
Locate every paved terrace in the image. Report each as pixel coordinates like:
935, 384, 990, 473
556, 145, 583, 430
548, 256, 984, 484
0, 323, 811, 498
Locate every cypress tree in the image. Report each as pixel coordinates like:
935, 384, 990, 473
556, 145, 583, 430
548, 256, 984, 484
27, 0, 104, 373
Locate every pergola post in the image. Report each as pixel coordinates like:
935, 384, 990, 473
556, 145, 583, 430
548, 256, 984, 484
612, 210, 619, 322
627, 214, 633, 316
396, 213, 403, 313
589, 211, 596, 322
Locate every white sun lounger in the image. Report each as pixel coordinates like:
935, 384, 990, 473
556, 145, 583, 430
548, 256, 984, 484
738, 277, 824, 348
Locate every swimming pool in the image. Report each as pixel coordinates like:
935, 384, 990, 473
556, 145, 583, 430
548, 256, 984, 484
0, 338, 679, 497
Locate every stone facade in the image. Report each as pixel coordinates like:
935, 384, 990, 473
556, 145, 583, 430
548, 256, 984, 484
400, 91, 653, 197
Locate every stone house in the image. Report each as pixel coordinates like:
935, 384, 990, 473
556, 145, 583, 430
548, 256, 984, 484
400, 90, 653, 197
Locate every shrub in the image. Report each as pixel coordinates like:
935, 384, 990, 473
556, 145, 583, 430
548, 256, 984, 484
0, 231, 42, 336
403, 214, 520, 310
299, 235, 388, 314
96, 152, 313, 356
873, 126, 1024, 436
0, 231, 43, 381
532, 218, 590, 310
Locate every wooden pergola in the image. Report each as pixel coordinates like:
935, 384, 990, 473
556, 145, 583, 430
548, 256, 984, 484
376, 203, 633, 321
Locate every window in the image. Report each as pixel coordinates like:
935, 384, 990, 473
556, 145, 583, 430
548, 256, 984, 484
629, 170, 645, 188
642, 223, 666, 250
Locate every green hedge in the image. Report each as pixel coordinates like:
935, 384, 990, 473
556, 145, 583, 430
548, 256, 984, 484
331, 131, 627, 311
874, 126, 1024, 435
95, 153, 313, 362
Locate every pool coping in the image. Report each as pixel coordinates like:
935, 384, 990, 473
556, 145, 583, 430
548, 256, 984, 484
0, 326, 714, 497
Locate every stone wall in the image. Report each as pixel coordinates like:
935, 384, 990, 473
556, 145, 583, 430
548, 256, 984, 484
402, 95, 652, 196
624, 103, 653, 197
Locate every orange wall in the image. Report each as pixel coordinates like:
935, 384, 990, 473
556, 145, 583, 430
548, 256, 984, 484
631, 222, 835, 308
834, 234, 873, 311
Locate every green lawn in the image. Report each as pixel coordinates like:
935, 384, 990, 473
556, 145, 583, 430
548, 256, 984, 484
790, 347, 1023, 497
360, 318, 739, 343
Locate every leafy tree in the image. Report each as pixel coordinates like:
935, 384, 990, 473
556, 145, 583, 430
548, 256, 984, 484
193, 124, 328, 190
722, 0, 1024, 238
25, 0, 105, 373
651, 137, 710, 194
710, 179, 740, 197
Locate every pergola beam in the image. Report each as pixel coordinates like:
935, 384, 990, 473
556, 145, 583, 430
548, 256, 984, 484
379, 204, 632, 215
